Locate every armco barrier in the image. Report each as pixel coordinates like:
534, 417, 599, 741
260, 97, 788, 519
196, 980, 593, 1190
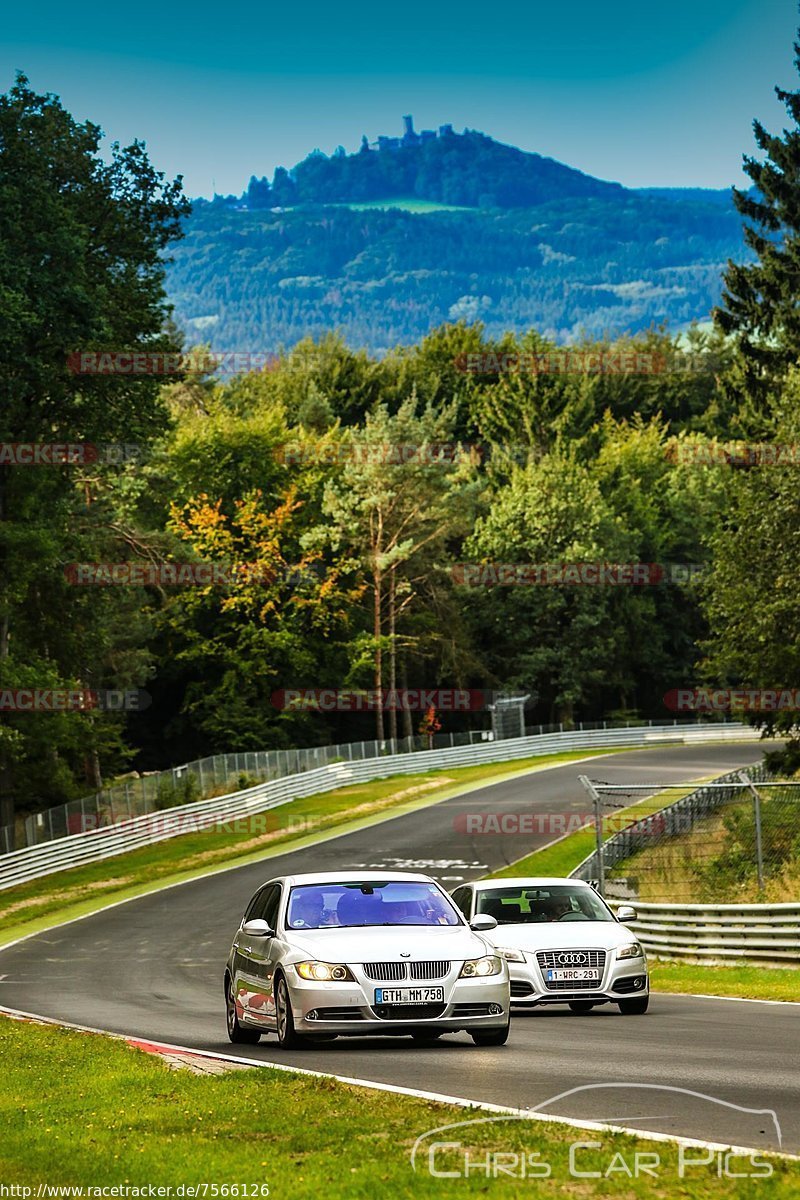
624, 901, 800, 966
0, 722, 758, 892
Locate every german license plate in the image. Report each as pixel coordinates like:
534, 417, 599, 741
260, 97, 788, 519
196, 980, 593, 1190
374, 986, 445, 1004
546, 968, 600, 981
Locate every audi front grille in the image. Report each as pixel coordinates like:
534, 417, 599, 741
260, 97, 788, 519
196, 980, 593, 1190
536, 949, 606, 991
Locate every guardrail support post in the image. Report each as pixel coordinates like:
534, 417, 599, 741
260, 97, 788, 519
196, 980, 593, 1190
740, 771, 765, 892
579, 775, 605, 897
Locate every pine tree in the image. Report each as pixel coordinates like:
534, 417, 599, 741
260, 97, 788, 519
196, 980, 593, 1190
715, 34, 800, 401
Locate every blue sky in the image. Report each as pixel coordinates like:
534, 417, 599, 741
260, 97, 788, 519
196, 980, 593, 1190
1, 0, 797, 196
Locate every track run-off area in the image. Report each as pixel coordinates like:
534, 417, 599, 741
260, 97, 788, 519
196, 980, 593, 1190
1, 742, 797, 1155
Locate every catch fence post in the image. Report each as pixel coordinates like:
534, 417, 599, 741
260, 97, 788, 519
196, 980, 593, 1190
740, 771, 765, 892
579, 775, 605, 898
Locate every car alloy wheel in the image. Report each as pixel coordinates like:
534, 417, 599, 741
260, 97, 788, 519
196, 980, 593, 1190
226, 977, 260, 1044
471, 1020, 510, 1046
275, 974, 305, 1049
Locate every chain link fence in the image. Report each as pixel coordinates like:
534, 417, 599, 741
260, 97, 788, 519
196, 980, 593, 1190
1, 715, 742, 855
576, 765, 800, 903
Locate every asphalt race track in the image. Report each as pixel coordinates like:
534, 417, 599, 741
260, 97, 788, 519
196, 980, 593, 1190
1, 743, 797, 1155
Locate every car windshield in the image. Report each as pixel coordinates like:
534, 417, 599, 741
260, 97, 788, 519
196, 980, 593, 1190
286, 881, 462, 929
476, 884, 615, 924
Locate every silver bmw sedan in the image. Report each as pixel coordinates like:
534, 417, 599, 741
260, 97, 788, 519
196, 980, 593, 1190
224, 870, 510, 1049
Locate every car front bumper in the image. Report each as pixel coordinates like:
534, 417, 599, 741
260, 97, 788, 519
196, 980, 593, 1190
507, 950, 648, 1007
286, 966, 510, 1035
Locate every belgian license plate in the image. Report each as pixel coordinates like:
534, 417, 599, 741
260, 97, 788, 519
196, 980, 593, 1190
546, 968, 600, 981
374, 986, 445, 1004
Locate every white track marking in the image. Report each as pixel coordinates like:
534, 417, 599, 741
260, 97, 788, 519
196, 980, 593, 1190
0, 1001, 794, 1161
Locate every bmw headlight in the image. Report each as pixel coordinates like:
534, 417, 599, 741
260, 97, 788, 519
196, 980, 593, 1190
617, 943, 644, 960
496, 946, 526, 963
295, 961, 354, 981
459, 955, 503, 977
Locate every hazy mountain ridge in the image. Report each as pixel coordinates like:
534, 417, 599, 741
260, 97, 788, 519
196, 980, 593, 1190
167, 123, 746, 355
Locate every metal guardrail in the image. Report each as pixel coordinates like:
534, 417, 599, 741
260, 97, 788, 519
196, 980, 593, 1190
3, 716, 747, 853
0, 721, 758, 892
14, 731, 496, 852
624, 901, 800, 967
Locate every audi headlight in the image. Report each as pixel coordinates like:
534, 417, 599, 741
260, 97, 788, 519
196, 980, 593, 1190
295, 960, 354, 981
496, 946, 526, 963
617, 943, 644, 960
459, 955, 502, 977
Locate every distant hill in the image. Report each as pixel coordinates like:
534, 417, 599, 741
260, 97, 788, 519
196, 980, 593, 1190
166, 120, 747, 356
240, 120, 627, 210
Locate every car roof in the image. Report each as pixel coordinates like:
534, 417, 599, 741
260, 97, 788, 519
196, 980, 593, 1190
471, 877, 593, 889
262, 870, 439, 888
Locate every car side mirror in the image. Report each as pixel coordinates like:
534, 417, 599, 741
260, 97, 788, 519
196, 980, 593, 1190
470, 914, 498, 932
241, 919, 275, 938
616, 905, 638, 924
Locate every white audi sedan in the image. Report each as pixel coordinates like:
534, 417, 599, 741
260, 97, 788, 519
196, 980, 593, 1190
224, 871, 510, 1048
450, 877, 649, 1015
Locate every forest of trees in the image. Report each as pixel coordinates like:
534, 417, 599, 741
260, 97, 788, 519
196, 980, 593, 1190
169, 191, 745, 355
167, 121, 747, 356
4, 54, 800, 838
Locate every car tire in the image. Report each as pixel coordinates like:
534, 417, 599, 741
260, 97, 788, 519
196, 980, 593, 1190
275, 973, 306, 1049
618, 995, 649, 1015
225, 976, 261, 1044
471, 1022, 510, 1046
568, 1001, 596, 1014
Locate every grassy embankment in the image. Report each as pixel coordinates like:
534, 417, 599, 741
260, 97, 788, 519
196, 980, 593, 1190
0, 1015, 792, 1197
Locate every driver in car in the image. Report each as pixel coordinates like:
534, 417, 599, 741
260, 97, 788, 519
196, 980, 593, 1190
423, 893, 454, 925
543, 896, 572, 921
289, 890, 326, 929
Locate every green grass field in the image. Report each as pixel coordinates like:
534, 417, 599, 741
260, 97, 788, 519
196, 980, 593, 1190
0, 1015, 792, 1197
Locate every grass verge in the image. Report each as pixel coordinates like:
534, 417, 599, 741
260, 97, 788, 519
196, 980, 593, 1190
649, 961, 800, 1003
0, 1014, 791, 1196
0, 749, 622, 948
